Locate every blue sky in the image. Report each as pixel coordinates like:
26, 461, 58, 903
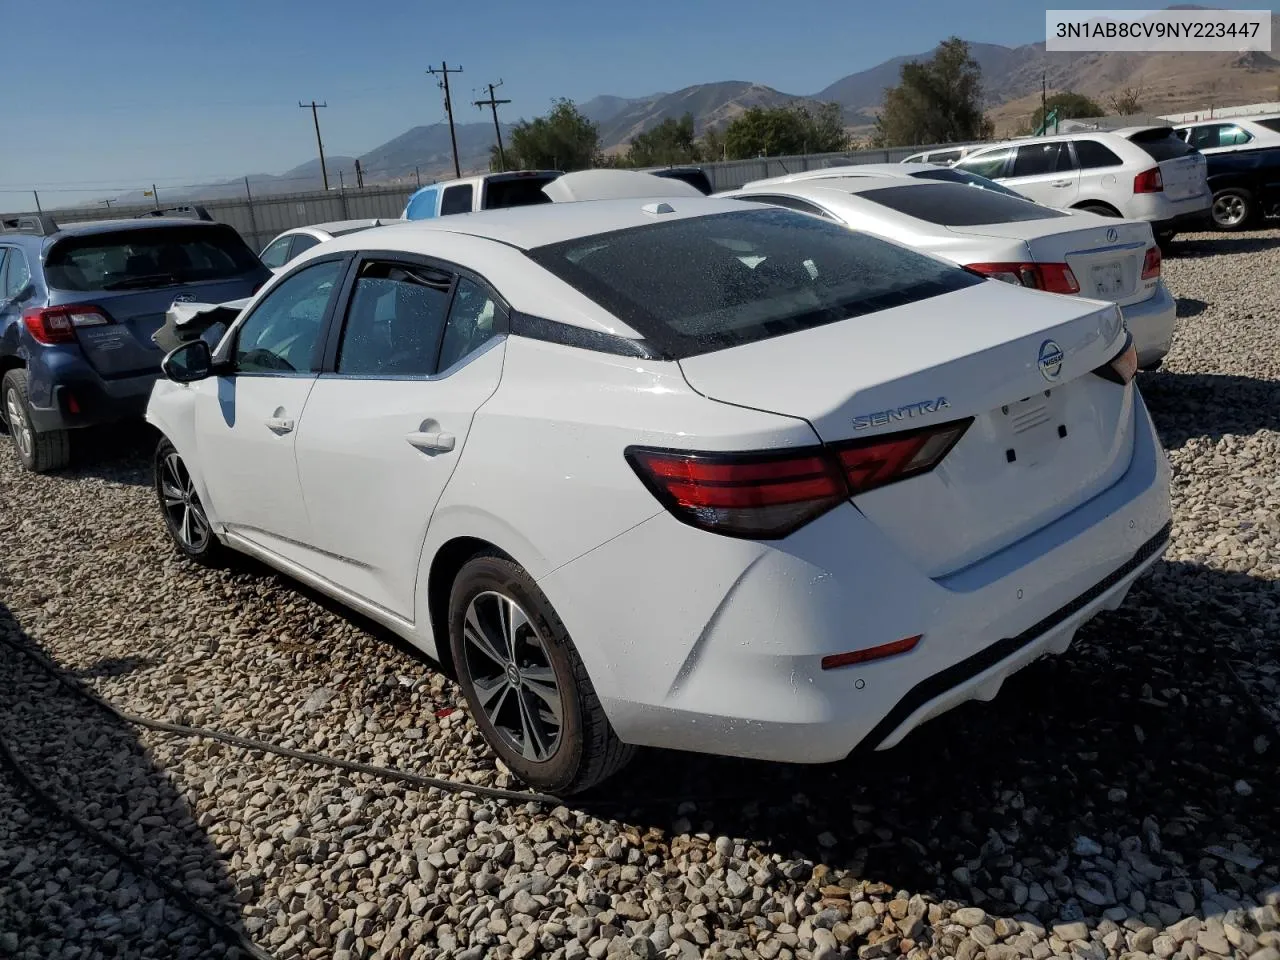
0, 0, 1242, 210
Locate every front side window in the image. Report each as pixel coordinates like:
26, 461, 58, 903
527, 207, 981, 359
3, 248, 30, 298
234, 259, 343, 373
439, 278, 504, 371
260, 236, 294, 269
955, 148, 1013, 179
336, 261, 452, 377
440, 184, 474, 216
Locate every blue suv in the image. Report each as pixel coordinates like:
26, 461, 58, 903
0, 207, 270, 471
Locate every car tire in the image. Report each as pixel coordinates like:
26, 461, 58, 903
1210, 188, 1255, 231
1078, 203, 1121, 217
2, 369, 71, 473
154, 437, 225, 566
448, 553, 634, 794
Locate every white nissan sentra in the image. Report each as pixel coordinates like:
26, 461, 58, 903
148, 197, 1172, 793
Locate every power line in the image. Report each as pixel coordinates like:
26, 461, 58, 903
475, 80, 512, 172
299, 100, 330, 192
427, 62, 464, 179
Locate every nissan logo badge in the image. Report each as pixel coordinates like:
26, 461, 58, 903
1038, 339, 1064, 382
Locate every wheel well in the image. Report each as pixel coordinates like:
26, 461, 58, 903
1072, 200, 1122, 217
426, 536, 512, 679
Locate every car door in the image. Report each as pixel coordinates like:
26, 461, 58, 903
999, 141, 1079, 207
292, 257, 506, 620
193, 255, 349, 562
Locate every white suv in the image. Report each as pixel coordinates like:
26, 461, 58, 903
1174, 116, 1280, 156
953, 130, 1210, 243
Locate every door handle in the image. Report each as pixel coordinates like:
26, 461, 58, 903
405, 431, 455, 453
265, 416, 295, 434
1052, 179, 1073, 187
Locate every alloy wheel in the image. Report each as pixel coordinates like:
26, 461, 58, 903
5, 387, 32, 460
461, 590, 564, 762
159, 452, 211, 551
1213, 194, 1246, 228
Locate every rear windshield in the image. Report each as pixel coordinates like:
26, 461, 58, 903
45, 225, 261, 292
1126, 128, 1198, 162
484, 175, 558, 210
652, 169, 714, 195
525, 207, 981, 358
1255, 117, 1280, 134
907, 168, 1027, 199
858, 182, 1065, 225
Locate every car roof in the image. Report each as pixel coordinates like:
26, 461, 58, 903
1109, 125, 1177, 138
284, 219, 385, 238
968, 131, 1132, 152
47, 217, 227, 238
742, 162, 950, 189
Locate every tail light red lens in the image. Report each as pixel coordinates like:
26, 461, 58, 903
1141, 245, 1161, 280
1093, 332, 1139, 385
22, 305, 111, 345
626, 419, 973, 539
1133, 167, 1163, 194
967, 262, 1080, 295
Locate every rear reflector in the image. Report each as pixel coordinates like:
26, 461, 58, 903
1133, 167, 1163, 194
821, 635, 921, 670
1141, 245, 1161, 280
626, 418, 973, 539
1093, 332, 1139, 385
967, 261, 1080, 295
23, 305, 110, 345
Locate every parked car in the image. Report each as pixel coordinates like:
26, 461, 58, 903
953, 130, 1210, 244
0, 207, 270, 472
644, 166, 714, 195
1192, 146, 1280, 230
1173, 116, 1280, 156
259, 219, 389, 273
148, 195, 1171, 793
901, 145, 980, 166
401, 170, 562, 220
725, 174, 1175, 369
740, 162, 1033, 199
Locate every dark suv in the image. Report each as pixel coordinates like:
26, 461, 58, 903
0, 207, 270, 471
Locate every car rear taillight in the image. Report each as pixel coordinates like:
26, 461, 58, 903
1133, 167, 1163, 193
22, 305, 111, 345
967, 262, 1080, 295
626, 419, 973, 539
1141, 245, 1161, 280
1093, 333, 1139, 385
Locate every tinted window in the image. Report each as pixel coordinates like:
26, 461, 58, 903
652, 169, 714, 195
235, 259, 343, 373
955, 148, 1013, 179
439, 278, 504, 371
1126, 128, 1197, 162
3, 248, 30, 297
1193, 124, 1252, 147
908, 168, 1027, 199
45, 226, 261, 292
1011, 142, 1073, 177
440, 185, 474, 216
738, 194, 836, 220
337, 261, 451, 376
928, 150, 962, 164
260, 236, 294, 269
1074, 140, 1124, 169
484, 175, 559, 209
404, 187, 439, 220
290, 234, 320, 258
526, 208, 982, 359
860, 182, 1067, 225
1256, 118, 1280, 134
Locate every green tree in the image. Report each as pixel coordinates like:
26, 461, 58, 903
722, 103, 850, 159
625, 113, 700, 167
700, 125, 726, 162
1032, 91, 1104, 131
872, 38, 993, 147
497, 98, 600, 171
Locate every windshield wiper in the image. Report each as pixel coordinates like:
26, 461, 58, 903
101, 272, 181, 290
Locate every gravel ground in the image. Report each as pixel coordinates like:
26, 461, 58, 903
1, 228, 1278, 960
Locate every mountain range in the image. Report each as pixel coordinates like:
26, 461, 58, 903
107, 10, 1279, 204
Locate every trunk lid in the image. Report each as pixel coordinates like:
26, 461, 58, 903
678, 279, 1135, 577
1158, 153, 1209, 201
950, 215, 1157, 306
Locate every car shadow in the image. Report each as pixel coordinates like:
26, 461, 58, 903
1139, 370, 1280, 448
1174, 297, 1208, 318
1168, 233, 1280, 258
0, 601, 257, 957
581, 559, 1278, 926
63, 420, 157, 488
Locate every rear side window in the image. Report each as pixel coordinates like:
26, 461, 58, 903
738, 194, 837, 220
440, 185, 474, 216
652, 169, 714, 195
484, 175, 559, 209
336, 261, 452, 377
1074, 140, 1124, 169
955, 148, 1012, 179
526, 208, 982, 359
1011, 142, 1073, 177
260, 235, 294, 269
1256, 118, 1280, 134
859, 182, 1066, 225
438, 277, 504, 371
1126, 128, 1197, 162
928, 150, 962, 164
291, 234, 320, 258
45, 226, 261, 292
3, 248, 31, 297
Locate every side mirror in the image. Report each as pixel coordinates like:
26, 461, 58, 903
161, 339, 213, 383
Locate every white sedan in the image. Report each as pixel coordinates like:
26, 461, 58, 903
258, 219, 390, 273
726, 172, 1177, 370
148, 197, 1172, 793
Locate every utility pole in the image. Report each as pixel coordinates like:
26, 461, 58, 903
428, 62, 464, 179
474, 80, 511, 171
415, 165, 421, 187
299, 100, 330, 191
355, 158, 365, 188
32, 191, 41, 214
1041, 72, 1047, 136
151, 183, 160, 210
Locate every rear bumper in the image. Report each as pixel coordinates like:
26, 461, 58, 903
1121, 283, 1176, 369
26, 358, 157, 433
538, 390, 1173, 763
1150, 208, 1211, 236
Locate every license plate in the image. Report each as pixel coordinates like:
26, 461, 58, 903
1091, 262, 1124, 297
